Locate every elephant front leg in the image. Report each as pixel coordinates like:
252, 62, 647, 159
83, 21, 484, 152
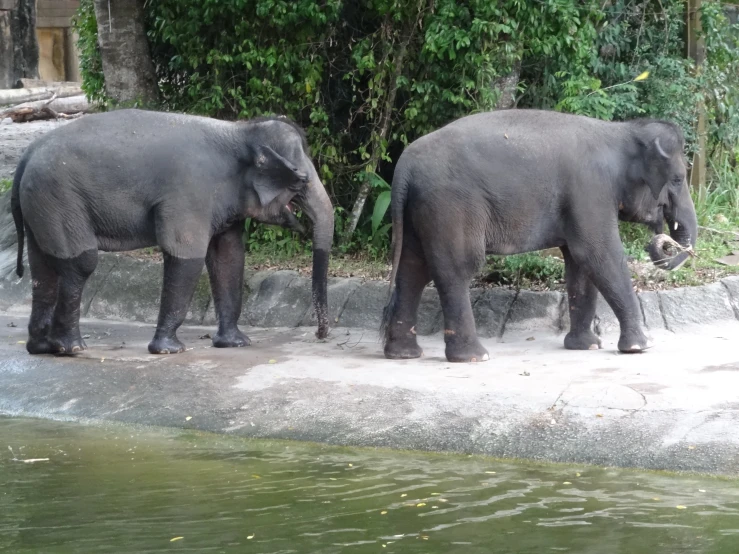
148, 254, 206, 354
205, 224, 250, 348
568, 239, 650, 353
383, 247, 430, 359
561, 245, 601, 351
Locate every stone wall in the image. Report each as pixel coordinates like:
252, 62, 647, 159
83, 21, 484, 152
3, 252, 739, 337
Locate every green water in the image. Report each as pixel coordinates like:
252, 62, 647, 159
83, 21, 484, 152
2, 418, 739, 553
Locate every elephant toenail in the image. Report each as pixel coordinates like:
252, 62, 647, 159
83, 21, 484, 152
58, 347, 65, 353
589, 344, 599, 350
72, 346, 81, 353
630, 344, 641, 351
470, 357, 477, 362
482, 353, 490, 361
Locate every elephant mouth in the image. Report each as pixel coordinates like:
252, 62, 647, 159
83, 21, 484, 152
281, 198, 306, 234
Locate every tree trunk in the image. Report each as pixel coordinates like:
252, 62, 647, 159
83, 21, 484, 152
0, 0, 39, 89
340, 40, 408, 247
492, 59, 521, 110
93, 0, 158, 105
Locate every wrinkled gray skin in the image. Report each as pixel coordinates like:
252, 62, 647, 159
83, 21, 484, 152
382, 109, 697, 363
11, 109, 334, 355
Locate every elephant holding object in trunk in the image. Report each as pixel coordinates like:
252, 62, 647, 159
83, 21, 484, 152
381, 109, 697, 363
12, 109, 334, 355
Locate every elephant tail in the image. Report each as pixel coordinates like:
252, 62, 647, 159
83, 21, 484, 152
11, 156, 27, 278
379, 163, 411, 340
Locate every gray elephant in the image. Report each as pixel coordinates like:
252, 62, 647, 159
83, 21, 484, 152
381, 109, 697, 363
11, 109, 334, 355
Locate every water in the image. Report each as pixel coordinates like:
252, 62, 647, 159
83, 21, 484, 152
2, 418, 739, 553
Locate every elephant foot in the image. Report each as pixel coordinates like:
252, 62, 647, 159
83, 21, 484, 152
564, 330, 602, 351
384, 334, 423, 359
212, 328, 251, 348
618, 329, 653, 354
445, 335, 489, 363
45, 331, 87, 356
26, 336, 57, 355
148, 335, 186, 355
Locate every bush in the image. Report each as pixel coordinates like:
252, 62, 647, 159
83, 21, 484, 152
73, 0, 739, 259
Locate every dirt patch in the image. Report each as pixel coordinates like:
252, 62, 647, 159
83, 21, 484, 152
0, 119, 74, 180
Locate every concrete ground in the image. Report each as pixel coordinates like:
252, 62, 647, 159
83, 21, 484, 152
1, 313, 739, 475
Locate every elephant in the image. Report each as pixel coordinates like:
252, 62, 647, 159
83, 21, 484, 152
380, 109, 697, 363
11, 109, 334, 355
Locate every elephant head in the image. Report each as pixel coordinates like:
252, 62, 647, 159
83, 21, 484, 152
242, 117, 335, 338
620, 120, 698, 270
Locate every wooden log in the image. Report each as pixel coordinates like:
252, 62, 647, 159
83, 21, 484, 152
0, 85, 84, 106
0, 95, 93, 122
13, 78, 81, 89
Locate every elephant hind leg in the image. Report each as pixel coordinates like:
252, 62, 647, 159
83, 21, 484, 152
46, 249, 98, 355
25, 230, 59, 355
423, 227, 489, 363
383, 243, 430, 360
561, 245, 602, 350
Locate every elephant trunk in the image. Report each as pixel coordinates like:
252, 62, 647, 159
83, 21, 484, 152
648, 184, 698, 270
301, 178, 334, 338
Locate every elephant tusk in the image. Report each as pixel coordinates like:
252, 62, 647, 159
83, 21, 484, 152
674, 221, 678, 231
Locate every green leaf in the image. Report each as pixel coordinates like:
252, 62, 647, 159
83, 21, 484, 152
372, 191, 392, 234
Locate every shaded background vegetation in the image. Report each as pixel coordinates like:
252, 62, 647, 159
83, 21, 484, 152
73, 0, 739, 277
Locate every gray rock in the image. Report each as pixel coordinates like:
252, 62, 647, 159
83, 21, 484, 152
1, 118, 12, 125
0, 190, 27, 281
416, 286, 443, 335
505, 290, 563, 333
0, 271, 30, 312
593, 293, 619, 336
86, 256, 163, 323
339, 280, 387, 330
638, 290, 665, 330
243, 270, 306, 327
658, 282, 736, 331
721, 276, 739, 319
559, 293, 619, 335
80, 253, 121, 315
302, 277, 360, 327
86, 255, 211, 325
473, 288, 516, 338
245, 270, 273, 297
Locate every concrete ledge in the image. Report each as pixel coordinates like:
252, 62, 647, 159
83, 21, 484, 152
3, 254, 739, 338
1, 314, 738, 475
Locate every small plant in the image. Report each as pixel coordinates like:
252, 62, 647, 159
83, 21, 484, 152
482, 253, 565, 290
0, 179, 12, 194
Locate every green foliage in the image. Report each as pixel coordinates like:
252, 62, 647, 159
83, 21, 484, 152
0, 179, 12, 194
483, 253, 565, 290
73, 0, 739, 267
71, 0, 108, 105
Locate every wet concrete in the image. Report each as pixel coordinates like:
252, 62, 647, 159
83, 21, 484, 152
2, 314, 739, 475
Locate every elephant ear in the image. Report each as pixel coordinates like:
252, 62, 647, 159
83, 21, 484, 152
252, 145, 309, 207
638, 126, 679, 199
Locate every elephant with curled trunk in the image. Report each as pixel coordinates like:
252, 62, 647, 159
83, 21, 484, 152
11, 109, 334, 355
381, 109, 697, 363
